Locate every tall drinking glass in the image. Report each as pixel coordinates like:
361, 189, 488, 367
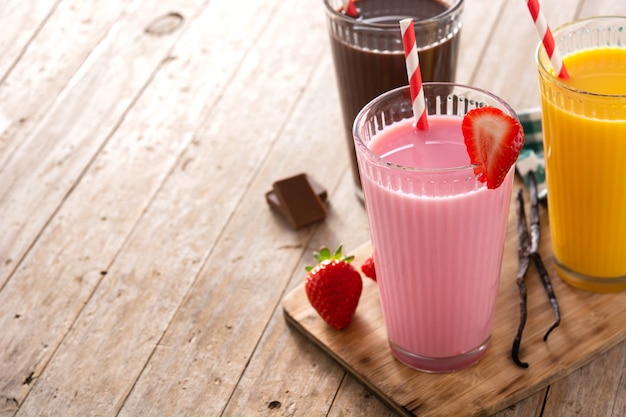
354, 83, 519, 372
537, 16, 626, 292
324, 0, 463, 200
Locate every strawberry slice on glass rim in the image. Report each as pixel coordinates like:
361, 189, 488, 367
462, 106, 524, 189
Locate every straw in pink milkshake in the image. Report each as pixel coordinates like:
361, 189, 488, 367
525, 0, 569, 79
400, 18, 428, 130
342, 0, 359, 18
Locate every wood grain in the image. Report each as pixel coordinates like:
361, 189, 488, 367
0, 0, 58, 163
220, 61, 373, 416
1, 0, 625, 416
0, 0, 225, 414
0, 0, 179, 290
470, 0, 580, 109
283, 186, 626, 417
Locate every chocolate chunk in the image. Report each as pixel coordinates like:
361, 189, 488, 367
305, 175, 328, 202
267, 173, 327, 229
266, 175, 327, 212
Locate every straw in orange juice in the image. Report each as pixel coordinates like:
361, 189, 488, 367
540, 46, 626, 291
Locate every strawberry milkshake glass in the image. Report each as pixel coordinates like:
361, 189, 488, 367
353, 83, 520, 372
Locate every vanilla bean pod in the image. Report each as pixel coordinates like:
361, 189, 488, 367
513, 188, 530, 368
528, 171, 561, 341
531, 252, 560, 340
528, 171, 541, 255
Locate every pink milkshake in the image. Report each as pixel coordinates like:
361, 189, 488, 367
354, 84, 518, 372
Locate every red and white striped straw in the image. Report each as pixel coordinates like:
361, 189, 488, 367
400, 19, 428, 130
342, 0, 359, 18
525, 0, 569, 79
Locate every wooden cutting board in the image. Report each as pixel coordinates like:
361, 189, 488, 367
283, 193, 626, 417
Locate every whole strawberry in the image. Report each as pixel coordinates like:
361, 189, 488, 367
305, 246, 362, 330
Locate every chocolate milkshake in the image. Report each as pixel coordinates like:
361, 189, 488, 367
325, 0, 463, 197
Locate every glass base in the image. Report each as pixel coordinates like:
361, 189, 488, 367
389, 337, 489, 373
555, 259, 626, 293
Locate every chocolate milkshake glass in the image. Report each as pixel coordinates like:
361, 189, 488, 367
324, 0, 464, 199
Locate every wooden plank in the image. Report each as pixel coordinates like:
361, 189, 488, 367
0, 0, 135, 288
216, 57, 373, 415
0, 0, 232, 414
283, 185, 626, 416
12, 0, 335, 415
470, 0, 580, 110
492, 391, 545, 417
0, 1, 58, 79
328, 375, 402, 417
0, 0, 58, 142
542, 340, 626, 417
455, 0, 508, 85
332, 329, 547, 415
116, 4, 347, 415
579, 0, 626, 17
613, 353, 626, 417
0, 0, 132, 169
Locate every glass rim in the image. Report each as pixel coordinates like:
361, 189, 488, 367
353, 83, 517, 174
323, 0, 464, 29
536, 15, 626, 99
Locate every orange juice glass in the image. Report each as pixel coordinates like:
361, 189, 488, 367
537, 16, 626, 292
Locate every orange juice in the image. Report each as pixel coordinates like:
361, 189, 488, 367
538, 20, 626, 292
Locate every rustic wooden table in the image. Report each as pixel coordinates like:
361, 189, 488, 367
1, 0, 625, 416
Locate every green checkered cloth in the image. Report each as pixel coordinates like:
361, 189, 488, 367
516, 108, 547, 200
